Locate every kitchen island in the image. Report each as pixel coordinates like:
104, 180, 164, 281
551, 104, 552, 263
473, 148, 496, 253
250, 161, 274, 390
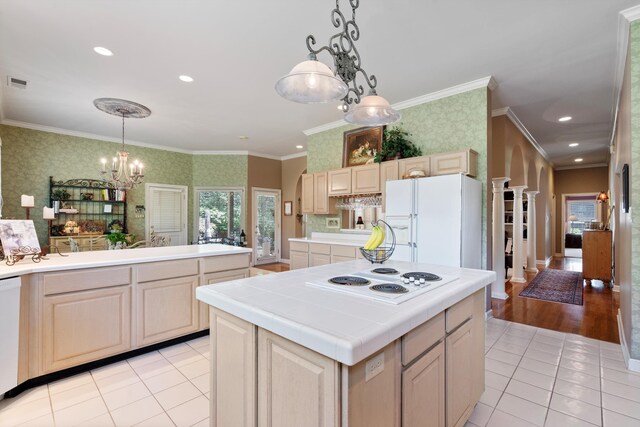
196, 259, 495, 427
5, 244, 251, 394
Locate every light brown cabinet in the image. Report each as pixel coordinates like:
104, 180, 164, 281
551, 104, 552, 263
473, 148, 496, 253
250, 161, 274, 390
582, 230, 612, 285
310, 244, 332, 267
290, 241, 310, 270
289, 242, 362, 269
258, 329, 339, 427
430, 149, 478, 178
399, 156, 430, 178
200, 268, 250, 329
43, 285, 132, 373
351, 163, 380, 194
446, 320, 474, 427
328, 168, 352, 196
402, 341, 445, 427
301, 174, 315, 214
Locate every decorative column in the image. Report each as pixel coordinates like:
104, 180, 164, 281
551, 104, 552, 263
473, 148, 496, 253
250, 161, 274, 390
511, 186, 527, 283
525, 191, 539, 273
492, 177, 510, 299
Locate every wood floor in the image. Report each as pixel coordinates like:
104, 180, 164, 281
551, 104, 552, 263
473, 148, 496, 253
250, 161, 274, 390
254, 262, 290, 272
492, 257, 620, 343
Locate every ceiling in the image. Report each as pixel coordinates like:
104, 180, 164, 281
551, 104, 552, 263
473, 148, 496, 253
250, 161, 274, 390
0, 0, 638, 166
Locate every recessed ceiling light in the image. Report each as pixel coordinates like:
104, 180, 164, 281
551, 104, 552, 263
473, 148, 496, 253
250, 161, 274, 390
238, 135, 249, 140
179, 75, 194, 83
93, 46, 113, 56
575, 158, 583, 162
558, 116, 572, 122
296, 145, 303, 149
569, 143, 579, 147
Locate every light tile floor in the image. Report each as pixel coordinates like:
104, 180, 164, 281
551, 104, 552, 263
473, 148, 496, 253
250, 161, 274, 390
0, 336, 211, 427
468, 318, 640, 427
1, 319, 639, 426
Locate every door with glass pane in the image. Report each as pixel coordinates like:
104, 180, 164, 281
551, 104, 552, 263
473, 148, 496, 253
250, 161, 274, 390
253, 188, 281, 265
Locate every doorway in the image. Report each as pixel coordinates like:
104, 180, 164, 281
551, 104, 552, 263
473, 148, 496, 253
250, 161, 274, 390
145, 183, 188, 246
561, 193, 599, 258
252, 188, 281, 265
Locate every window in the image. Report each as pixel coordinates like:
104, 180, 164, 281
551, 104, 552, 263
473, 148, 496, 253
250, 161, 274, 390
567, 199, 597, 234
195, 188, 243, 241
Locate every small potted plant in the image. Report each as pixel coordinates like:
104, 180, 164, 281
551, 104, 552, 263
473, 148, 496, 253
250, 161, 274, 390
374, 126, 422, 162
104, 232, 134, 250
51, 189, 71, 213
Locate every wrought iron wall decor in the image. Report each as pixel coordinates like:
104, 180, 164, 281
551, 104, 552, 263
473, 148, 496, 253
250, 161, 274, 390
275, 0, 400, 126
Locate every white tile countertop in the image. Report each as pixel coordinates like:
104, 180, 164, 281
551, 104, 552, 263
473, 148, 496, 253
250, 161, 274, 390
289, 231, 369, 247
196, 259, 495, 365
0, 244, 252, 280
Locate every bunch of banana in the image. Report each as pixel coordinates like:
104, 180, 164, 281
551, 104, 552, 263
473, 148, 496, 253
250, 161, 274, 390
363, 225, 385, 250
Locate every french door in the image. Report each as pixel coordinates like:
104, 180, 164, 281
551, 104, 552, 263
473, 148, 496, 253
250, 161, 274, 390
252, 188, 281, 265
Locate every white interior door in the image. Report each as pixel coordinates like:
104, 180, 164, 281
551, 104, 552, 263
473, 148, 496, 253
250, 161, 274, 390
145, 183, 188, 246
252, 188, 281, 265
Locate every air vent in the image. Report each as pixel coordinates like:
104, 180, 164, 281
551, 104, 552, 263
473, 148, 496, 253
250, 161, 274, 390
7, 76, 27, 89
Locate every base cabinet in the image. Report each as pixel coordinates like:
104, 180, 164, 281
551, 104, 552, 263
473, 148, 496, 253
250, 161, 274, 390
290, 250, 310, 269
402, 341, 445, 427
446, 320, 474, 427
582, 230, 612, 284
43, 285, 131, 373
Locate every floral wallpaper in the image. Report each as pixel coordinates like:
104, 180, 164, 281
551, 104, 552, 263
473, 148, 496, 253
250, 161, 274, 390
0, 124, 247, 247
306, 88, 489, 267
630, 20, 640, 357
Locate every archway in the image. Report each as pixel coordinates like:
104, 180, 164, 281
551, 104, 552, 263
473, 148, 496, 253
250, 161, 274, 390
527, 160, 537, 191
295, 169, 307, 237
509, 145, 525, 187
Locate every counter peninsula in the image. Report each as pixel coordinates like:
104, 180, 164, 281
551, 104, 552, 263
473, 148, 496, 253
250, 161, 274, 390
197, 259, 495, 427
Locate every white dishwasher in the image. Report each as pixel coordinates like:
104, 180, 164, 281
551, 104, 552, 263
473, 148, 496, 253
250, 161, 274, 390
0, 277, 21, 397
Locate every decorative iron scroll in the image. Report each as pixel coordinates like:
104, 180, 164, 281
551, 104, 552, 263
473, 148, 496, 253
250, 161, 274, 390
51, 178, 117, 189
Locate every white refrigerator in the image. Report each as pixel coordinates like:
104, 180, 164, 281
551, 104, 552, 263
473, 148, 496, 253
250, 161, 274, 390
384, 174, 482, 268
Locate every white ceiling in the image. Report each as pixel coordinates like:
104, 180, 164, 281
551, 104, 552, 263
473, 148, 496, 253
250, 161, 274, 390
0, 0, 638, 166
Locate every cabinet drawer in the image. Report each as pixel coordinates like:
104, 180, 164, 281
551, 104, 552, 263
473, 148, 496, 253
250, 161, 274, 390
445, 294, 474, 333
201, 253, 251, 274
331, 245, 357, 258
290, 241, 309, 253
137, 259, 199, 282
43, 267, 132, 295
309, 243, 331, 255
402, 312, 445, 366
290, 251, 309, 270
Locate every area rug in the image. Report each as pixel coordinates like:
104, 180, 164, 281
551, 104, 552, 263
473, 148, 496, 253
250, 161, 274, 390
518, 269, 584, 305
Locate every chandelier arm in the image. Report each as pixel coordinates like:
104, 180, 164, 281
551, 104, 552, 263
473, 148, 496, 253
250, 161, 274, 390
305, 35, 335, 58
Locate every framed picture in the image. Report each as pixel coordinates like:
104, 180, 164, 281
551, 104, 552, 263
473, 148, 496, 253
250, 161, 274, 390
103, 204, 112, 213
0, 220, 41, 254
342, 126, 384, 167
326, 217, 340, 229
283, 201, 293, 216
622, 163, 630, 213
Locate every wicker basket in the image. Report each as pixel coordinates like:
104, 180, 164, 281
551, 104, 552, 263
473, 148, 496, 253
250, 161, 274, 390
359, 220, 396, 264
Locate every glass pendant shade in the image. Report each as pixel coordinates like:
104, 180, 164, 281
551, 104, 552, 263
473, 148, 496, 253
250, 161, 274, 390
344, 93, 401, 126
275, 59, 348, 103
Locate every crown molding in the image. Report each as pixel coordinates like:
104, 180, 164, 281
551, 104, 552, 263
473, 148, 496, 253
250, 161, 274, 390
491, 107, 552, 166
554, 163, 608, 171
192, 150, 250, 156
280, 151, 307, 161
1, 119, 193, 154
304, 75, 498, 136
621, 4, 640, 22
248, 151, 283, 161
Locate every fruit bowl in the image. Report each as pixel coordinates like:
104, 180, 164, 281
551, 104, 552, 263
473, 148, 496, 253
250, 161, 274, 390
359, 220, 396, 264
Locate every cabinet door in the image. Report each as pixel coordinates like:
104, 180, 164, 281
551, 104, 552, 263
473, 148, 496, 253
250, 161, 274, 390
327, 168, 352, 196
351, 163, 380, 194
200, 268, 250, 329
330, 254, 355, 264
402, 341, 445, 427
309, 253, 331, 267
398, 156, 430, 178
212, 309, 257, 427
430, 150, 477, 177
258, 329, 339, 427
302, 174, 315, 214
290, 250, 309, 270
380, 160, 399, 212
314, 172, 332, 214
137, 276, 199, 346
446, 320, 474, 427
43, 286, 131, 373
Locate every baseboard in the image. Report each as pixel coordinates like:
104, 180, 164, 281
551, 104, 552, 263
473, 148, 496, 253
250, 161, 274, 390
617, 309, 640, 372
280, 258, 290, 264
536, 257, 552, 267
554, 252, 563, 258
485, 309, 493, 320
491, 291, 509, 300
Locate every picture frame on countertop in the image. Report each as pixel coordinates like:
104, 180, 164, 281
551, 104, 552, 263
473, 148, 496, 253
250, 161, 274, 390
284, 201, 293, 216
326, 217, 340, 229
0, 219, 41, 255
342, 126, 383, 167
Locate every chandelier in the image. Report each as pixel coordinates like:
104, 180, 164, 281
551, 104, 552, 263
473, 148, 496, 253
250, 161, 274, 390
94, 98, 151, 191
275, 0, 400, 126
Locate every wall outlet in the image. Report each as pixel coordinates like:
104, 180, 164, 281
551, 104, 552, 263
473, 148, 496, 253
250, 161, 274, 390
365, 352, 385, 382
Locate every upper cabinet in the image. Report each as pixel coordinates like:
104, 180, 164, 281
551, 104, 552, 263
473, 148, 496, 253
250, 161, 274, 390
301, 172, 337, 215
328, 168, 352, 196
351, 163, 380, 194
399, 156, 431, 178
301, 174, 315, 214
431, 149, 478, 178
